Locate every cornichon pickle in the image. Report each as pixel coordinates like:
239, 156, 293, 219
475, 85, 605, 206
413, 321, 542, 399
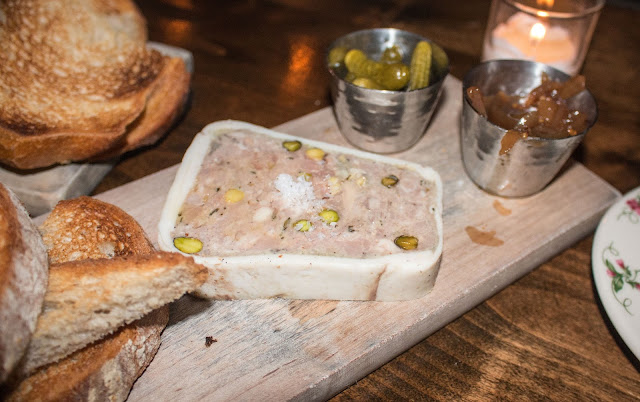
283, 140, 302, 152
344, 71, 358, 83
174, 237, 203, 254
341, 43, 441, 91
344, 71, 358, 82
381, 45, 403, 64
431, 43, 448, 79
344, 49, 384, 82
328, 46, 348, 69
352, 77, 383, 90
408, 41, 432, 90
394, 235, 418, 250
379, 63, 410, 91
381, 175, 399, 188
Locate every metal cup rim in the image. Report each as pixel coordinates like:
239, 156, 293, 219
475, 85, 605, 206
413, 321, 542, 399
501, 0, 605, 20
327, 27, 450, 93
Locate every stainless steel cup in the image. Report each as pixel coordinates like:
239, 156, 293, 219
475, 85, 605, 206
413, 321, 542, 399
460, 60, 597, 197
328, 28, 449, 154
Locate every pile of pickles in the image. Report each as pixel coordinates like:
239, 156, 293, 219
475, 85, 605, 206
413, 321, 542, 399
328, 40, 447, 91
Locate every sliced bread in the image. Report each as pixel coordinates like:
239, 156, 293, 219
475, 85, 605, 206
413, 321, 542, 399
6, 308, 169, 402
0, 0, 190, 169
5, 196, 205, 400
39, 196, 155, 263
21, 251, 207, 375
0, 184, 49, 383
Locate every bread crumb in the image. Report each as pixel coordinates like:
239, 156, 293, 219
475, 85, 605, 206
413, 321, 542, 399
205, 337, 217, 347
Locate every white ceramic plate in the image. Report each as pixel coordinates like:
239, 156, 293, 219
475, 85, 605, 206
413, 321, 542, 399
592, 186, 640, 359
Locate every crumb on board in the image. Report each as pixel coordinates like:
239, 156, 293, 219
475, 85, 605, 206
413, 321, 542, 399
205, 336, 217, 347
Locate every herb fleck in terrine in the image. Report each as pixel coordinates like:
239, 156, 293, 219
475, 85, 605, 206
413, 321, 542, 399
158, 121, 443, 301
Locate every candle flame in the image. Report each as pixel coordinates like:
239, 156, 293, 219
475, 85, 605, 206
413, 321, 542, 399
529, 22, 546, 43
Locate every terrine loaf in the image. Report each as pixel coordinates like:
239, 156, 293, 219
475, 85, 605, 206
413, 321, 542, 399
158, 120, 443, 301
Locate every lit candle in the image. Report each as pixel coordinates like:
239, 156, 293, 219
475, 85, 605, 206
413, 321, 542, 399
482, 6, 579, 74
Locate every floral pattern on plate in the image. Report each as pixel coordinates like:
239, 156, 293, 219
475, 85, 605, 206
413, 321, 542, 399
618, 193, 640, 224
592, 186, 640, 359
601, 243, 640, 314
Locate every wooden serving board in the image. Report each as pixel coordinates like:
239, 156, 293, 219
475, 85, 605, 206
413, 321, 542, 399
91, 76, 618, 401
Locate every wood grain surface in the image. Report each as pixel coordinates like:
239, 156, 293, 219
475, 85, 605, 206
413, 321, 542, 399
89, 0, 639, 400
88, 77, 617, 400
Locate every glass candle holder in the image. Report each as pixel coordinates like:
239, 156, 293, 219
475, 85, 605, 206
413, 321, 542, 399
482, 0, 604, 76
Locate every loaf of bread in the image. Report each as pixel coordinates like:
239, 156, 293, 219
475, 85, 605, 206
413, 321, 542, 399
158, 121, 444, 301
0, 184, 48, 383
0, 0, 190, 169
5, 197, 206, 400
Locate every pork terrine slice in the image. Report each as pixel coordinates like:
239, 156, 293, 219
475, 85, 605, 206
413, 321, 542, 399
158, 120, 443, 301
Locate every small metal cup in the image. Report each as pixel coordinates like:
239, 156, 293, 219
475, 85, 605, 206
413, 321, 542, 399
328, 28, 449, 154
460, 60, 597, 197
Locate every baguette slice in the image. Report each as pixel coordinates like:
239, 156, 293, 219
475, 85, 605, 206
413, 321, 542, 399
6, 196, 205, 400
0, 184, 48, 383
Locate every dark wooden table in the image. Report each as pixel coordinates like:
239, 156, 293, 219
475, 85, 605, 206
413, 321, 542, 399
97, 0, 640, 399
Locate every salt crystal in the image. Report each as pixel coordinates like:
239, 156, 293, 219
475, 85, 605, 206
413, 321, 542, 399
274, 173, 322, 213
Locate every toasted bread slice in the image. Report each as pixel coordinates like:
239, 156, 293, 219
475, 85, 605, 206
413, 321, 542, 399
21, 251, 206, 375
39, 196, 154, 263
5, 196, 206, 399
17, 197, 206, 374
0, 0, 190, 169
6, 307, 169, 402
0, 184, 48, 383
93, 52, 191, 160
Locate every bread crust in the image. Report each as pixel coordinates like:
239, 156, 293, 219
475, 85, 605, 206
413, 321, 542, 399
0, 0, 190, 169
95, 55, 192, 160
39, 196, 154, 263
5, 307, 169, 402
0, 184, 49, 383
